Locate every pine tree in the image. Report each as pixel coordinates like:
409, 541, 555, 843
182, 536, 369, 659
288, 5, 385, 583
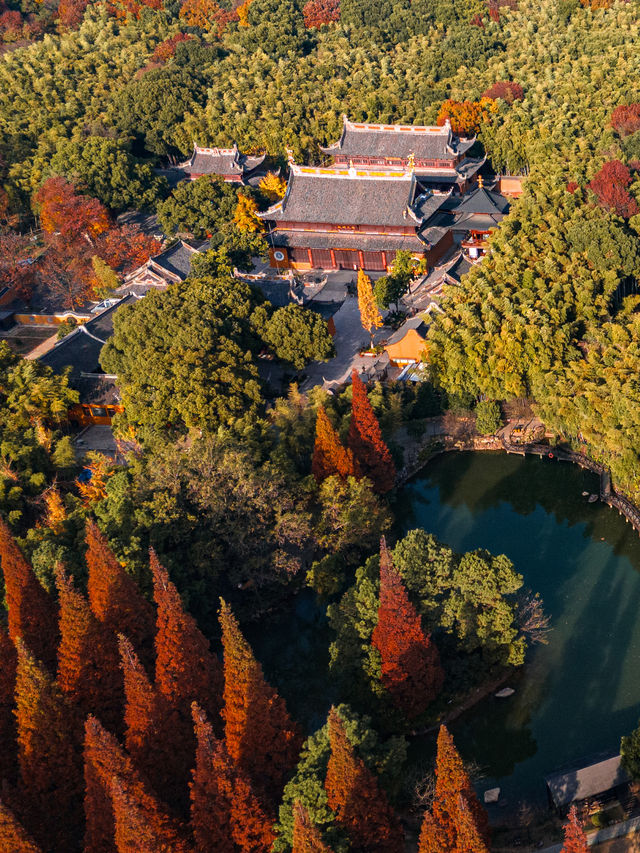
371, 538, 444, 718
560, 805, 588, 853
219, 598, 303, 806
324, 707, 403, 853
347, 371, 396, 494
292, 801, 334, 853
0, 627, 17, 785
110, 775, 194, 853
431, 725, 489, 850
14, 641, 82, 851
119, 635, 179, 812
0, 801, 43, 853
417, 809, 448, 853
190, 702, 275, 853
356, 268, 383, 347
0, 519, 58, 669
56, 564, 123, 733
85, 519, 155, 665
312, 406, 357, 482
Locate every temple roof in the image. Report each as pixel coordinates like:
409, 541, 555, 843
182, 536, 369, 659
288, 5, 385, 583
444, 253, 473, 283
182, 143, 266, 177
385, 315, 429, 346
270, 229, 426, 253
320, 116, 476, 160
454, 185, 510, 216
152, 241, 201, 280
546, 754, 629, 809
260, 166, 419, 227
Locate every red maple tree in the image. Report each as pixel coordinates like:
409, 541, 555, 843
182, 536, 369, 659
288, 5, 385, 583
36, 177, 111, 242
347, 371, 395, 493
481, 81, 524, 103
85, 519, 155, 666
324, 707, 403, 853
56, 0, 89, 27
588, 159, 639, 218
611, 103, 640, 137
312, 405, 357, 482
430, 725, 489, 850
0, 801, 43, 853
0, 627, 17, 785
190, 702, 276, 853
219, 598, 303, 806
14, 641, 82, 851
302, 0, 339, 27
151, 32, 193, 62
292, 801, 334, 852
371, 538, 444, 718
560, 805, 588, 853
0, 518, 58, 670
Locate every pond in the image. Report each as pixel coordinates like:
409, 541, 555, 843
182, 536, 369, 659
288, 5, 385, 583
400, 451, 640, 808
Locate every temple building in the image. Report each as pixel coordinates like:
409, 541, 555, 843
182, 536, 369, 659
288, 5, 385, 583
178, 142, 266, 183
258, 165, 453, 272
120, 240, 205, 295
320, 116, 485, 193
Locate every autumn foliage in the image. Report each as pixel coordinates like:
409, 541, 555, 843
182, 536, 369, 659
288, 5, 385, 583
312, 405, 357, 482
0, 802, 42, 853
219, 598, 303, 805
371, 538, 444, 718
560, 805, 588, 853
436, 98, 497, 136
0, 628, 17, 784
325, 707, 403, 852
292, 801, 334, 852
302, 0, 340, 27
611, 103, 640, 137
151, 32, 194, 62
348, 370, 396, 493
356, 268, 382, 346
481, 81, 524, 103
587, 159, 639, 218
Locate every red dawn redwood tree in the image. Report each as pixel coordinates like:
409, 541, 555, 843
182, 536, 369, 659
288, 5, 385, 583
431, 725, 489, 850
292, 801, 334, 852
324, 707, 403, 853
219, 598, 303, 806
371, 538, 444, 718
85, 519, 155, 664
455, 795, 490, 853
190, 702, 275, 853
560, 805, 588, 853
347, 371, 396, 494
0, 801, 43, 853
110, 775, 194, 853
312, 405, 357, 482
14, 641, 82, 851
56, 564, 123, 733
0, 627, 17, 785
417, 809, 448, 853
0, 518, 58, 669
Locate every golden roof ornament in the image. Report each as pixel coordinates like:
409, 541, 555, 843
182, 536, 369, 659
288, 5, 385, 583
478, 174, 484, 189
408, 151, 415, 173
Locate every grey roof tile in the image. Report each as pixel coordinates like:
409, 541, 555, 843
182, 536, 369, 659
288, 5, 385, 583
321, 117, 473, 160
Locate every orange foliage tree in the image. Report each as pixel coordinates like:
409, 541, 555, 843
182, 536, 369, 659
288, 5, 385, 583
292, 801, 334, 852
56, 0, 89, 28
36, 177, 111, 242
233, 194, 264, 232
55, 564, 123, 733
179, 0, 234, 32
560, 805, 588, 853
324, 707, 403, 852
587, 160, 639, 218
190, 702, 276, 853
371, 538, 444, 718
0, 627, 17, 785
0, 801, 43, 853
311, 405, 357, 482
14, 641, 82, 851
85, 519, 155, 665
429, 725, 489, 850
302, 0, 340, 27
0, 518, 58, 669
347, 371, 396, 494
417, 809, 448, 853
110, 774, 193, 853
611, 103, 640, 137
219, 598, 303, 806
436, 98, 497, 136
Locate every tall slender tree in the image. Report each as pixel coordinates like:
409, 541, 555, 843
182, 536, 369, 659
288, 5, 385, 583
0, 519, 57, 669
190, 702, 275, 853
324, 707, 403, 853
292, 801, 334, 853
0, 801, 43, 853
356, 268, 383, 347
455, 794, 490, 853
417, 809, 448, 853
371, 538, 444, 718
560, 805, 588, 853
56, 564, 123, 733
219, 598, 303, 806
85, 519, 155, 665
311, 406, 357, 482
347, 371, 396, 494
14, 641, 82, 851
0, 627, 17, 785
110, 775, 194, 853
431, 725, 489, 850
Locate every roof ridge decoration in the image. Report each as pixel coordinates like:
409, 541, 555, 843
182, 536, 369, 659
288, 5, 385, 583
289, 164, 414, 181
343, 116, 451, 135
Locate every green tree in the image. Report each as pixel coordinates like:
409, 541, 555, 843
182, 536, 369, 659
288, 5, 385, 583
621, 724, 640, 781
474, 400, 503, 435
157, 176, 239, 238
262, 304, 335, 370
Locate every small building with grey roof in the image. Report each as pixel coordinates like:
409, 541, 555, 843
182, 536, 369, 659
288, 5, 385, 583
178, 142, 266, 183
545, 753, 630, 815
121, 240, 205, 295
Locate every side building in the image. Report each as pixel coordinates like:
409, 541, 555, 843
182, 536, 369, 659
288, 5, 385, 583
258, 165, 453, 272
178, 142, 266, 183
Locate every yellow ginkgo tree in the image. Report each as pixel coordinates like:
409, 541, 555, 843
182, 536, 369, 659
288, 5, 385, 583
357, 268, 383, 348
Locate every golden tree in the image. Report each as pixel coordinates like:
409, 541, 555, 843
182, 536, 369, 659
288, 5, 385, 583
233, 195, 264, 233
356, 269, 383, 347
259, 172, 287, 201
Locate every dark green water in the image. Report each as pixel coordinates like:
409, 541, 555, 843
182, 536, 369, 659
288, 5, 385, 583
401, 451, 640, 808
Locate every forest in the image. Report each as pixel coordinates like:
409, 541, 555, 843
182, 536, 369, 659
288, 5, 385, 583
2, 0, 640, 847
